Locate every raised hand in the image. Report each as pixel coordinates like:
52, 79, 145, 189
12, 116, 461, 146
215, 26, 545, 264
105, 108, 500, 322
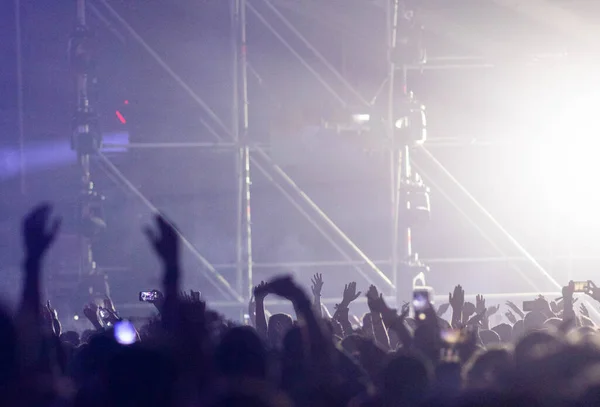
550, 299, 563, 314
366, 286, 384, 314
23, 203, 62, 262
436, 302, 450, 317
190, 290, 201, 302
254, 280, 268, 300
83, 303, 103, 330
505, 310, 517, 325
266, 276, 306, 302
144, 215, 179, 267
449, 285, 465, 310
586, 281, 600, 302
99, 306, 120, 325
487, 304, 500, 316
311, 273, 324, 298
42, 300, 60, 335
341, 282, 361, 307
506, 300, 525, 319
475, 294, 486, 314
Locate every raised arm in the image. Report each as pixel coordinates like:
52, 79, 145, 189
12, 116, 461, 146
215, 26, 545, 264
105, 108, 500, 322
144, 215, 180, 330
333, 282, 361, 336
366, 285, 390, 350
311, 273, 324, 318
449, 285, 464, 328
253, 281, 268, 339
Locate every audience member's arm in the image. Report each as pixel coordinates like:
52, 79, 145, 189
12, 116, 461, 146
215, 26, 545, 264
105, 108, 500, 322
475, 294, 490, 330
253, 281, 268, 339
17, 204, 61, 370
449, 285, 464, 328
436, 302, 450, 317
144, 215, 180, 331
248, 293, 256, 326
311, 273, 324, 318
462, 302, 476, 326
83, 303, 104, 331
257, 277, 334, 374
366, 285, 390, 350
563, 282, 576, 322
376, 295, 412, 349
19, 205, 61, 319
506, 300, 525, 319
333, 282, 361, 336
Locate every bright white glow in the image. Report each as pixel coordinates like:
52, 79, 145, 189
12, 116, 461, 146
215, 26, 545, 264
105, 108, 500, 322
114, 321, 137, 345
73, 315, 79, 321
352, 114, 370, 124
531, 92, 600, 230
395, 118, 406, 129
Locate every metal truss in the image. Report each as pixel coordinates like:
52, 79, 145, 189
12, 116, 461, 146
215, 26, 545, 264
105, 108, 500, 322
83, 0, 589, 311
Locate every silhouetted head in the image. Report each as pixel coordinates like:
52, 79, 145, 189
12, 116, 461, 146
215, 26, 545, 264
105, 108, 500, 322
106, 346, 176, 407
543, 318, 562, 331
267, 313, 293, 348
216, 326, 267, 379
492, 323, 512, 343
515, 330, 562, 366
464, 347, 513, 390
523, 311, 546, 332
512, 320, 524, 340
282, 326, 304, 362
341, 334, 362, 358
61, 330, 80, 347
382, 351, 432, 407
480, 330, 501, 348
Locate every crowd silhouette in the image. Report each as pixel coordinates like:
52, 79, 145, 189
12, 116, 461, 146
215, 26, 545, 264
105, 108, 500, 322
3, 203, 600, 407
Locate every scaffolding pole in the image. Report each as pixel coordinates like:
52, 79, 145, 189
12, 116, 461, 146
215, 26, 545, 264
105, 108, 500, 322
72, 0, 102, 296
232, 0, 254, 302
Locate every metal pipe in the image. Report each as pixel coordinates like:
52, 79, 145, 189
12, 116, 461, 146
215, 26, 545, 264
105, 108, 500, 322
74, 0, 98, 292
97, 152, 243, 303
101, 142, 239, 149
388, 0, 400, 298
238, 0, 254, 301
231, 0, 243, 299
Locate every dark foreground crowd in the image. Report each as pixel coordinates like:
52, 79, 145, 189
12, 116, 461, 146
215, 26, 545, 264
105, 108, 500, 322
3, 203, 600, 407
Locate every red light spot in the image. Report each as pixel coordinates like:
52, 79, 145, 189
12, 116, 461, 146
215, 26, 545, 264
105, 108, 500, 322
115, 110, 127, 124
124, 100, 129, 105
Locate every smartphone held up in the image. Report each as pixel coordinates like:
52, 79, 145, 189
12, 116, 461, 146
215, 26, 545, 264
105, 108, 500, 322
139, 291, 159, 302
412, 286, 434, 321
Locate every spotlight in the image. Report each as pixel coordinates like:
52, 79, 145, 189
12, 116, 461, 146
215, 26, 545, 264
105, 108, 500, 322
395, 94, 427, 146
73, 315, 80, 321
352, 114, 371, 124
